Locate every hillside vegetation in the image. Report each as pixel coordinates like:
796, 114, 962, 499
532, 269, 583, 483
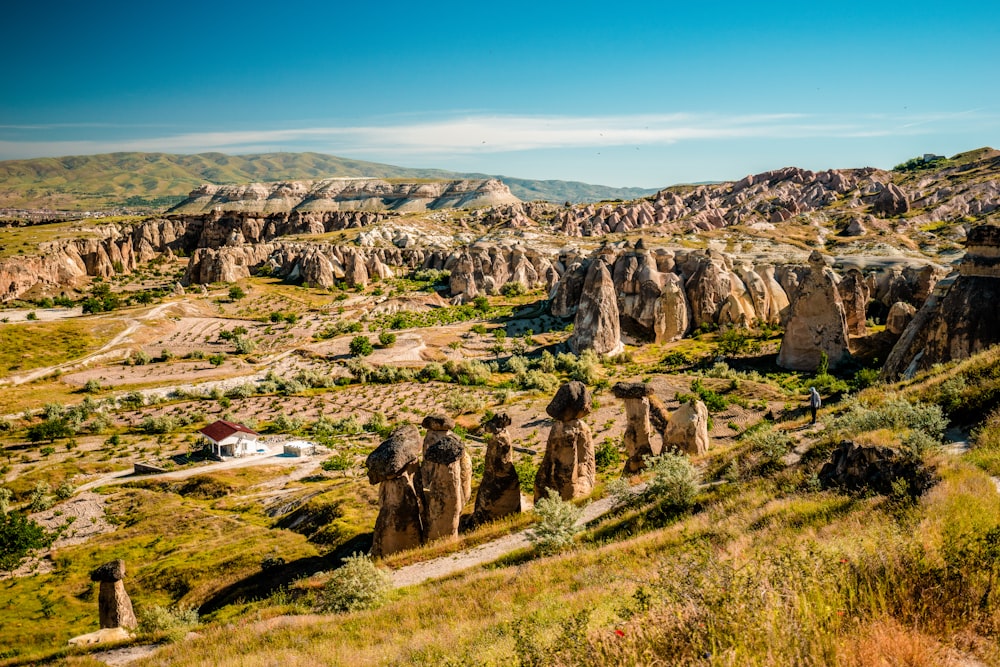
0, 152, 657, 211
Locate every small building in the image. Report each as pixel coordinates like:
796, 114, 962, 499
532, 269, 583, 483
199, 419, 260, 458
283, 440, 316, 457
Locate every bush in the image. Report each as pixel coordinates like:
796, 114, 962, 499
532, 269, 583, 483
378, 331, 397, 348
742, 424, 794, 464
233, 335, 257, 355
832, 397, 947, 441
137, 605, 199, 641
555, 350, 601, 385
528, 489, 582, 555
319, 553, 392, 612
228, 285, 246, 301
642, 451, 699, 513
208, 353, 226, 367
595, 438, 622, 471
321, 454, 353, 472
500, 281, 526, 297
349, 336, 374, 357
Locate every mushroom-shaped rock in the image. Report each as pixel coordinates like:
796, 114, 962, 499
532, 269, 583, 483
421, 414, 456, 454
473, 413, 522, 524
534, 419, 596, 501
612, 382, 660, 473
545, 381, 592, 422
661, 400, 710, 456
422, 434, 467, 542
89, 560, 137, 630
366, 425, 424, 558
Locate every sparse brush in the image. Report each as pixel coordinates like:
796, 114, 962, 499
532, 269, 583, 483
528, 489, 582, 555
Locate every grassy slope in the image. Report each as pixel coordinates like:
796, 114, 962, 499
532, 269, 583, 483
0, 152, 658, 210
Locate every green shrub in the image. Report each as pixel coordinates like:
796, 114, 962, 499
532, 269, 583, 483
742, 424, 793, 463
832, 397, 947, 441
528, 490, 582, 555
321, 454, 353, 472
500, 282, 526, 297
595, 438, 622, 471
378, 331, 397, 347
0, 511, 51, 571
514, 458, 538, 495
642, 451, 699, 512
320, 554, 392, 612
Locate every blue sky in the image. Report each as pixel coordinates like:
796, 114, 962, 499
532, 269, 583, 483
2, 0, 998, 187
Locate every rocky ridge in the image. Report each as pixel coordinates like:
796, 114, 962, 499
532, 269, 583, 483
169, 178, 520, 215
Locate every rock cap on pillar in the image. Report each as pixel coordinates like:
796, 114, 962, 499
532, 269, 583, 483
546, 381, 592, 422
365, 424, 421, 484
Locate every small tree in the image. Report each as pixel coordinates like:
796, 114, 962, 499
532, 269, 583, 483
208, 353, 227, 367
349, 336, 374, 357
228, 285, 246, 301
0, 511, 51, 571
642, 451, 699, 513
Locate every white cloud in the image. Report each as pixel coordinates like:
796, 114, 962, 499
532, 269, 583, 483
0, 111, 995, 159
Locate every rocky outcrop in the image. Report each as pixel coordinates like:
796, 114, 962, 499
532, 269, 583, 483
661, 400, 710, 456
612, 382, 660, 473
447, 244, 559, 302
170, 178, 521, 214
422, 434, 467, 543
872, 183, 910, 216
90, 559, 137, 630
777, 251, 851, 371
569, 257, 623, 356
819, 440, 934, 498
535, 381, 596, 501
883, 225, 1000, 379
472, 413, 522, 524
366, 425, 424, 558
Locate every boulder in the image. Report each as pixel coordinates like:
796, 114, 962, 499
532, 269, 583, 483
661, 400, 710, 456
68, 627, 132, 646
545, 381, 592, 422
422, 434, 467, 542
777, 251, 851, 371
818, 440, 934, 498
89, 560, 136, 630
569, 259, 623, 355
472, 413, 522, 524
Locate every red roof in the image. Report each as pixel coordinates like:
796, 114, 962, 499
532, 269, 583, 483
199, 419, 259, 443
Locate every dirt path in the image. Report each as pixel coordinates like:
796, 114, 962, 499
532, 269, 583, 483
75, 449, 318, 494
3, 302, 175, 386
391, 484, 643, 588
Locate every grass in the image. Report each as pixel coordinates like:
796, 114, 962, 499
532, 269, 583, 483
0, 318, 125, 377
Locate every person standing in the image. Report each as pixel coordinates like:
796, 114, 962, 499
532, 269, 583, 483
808, 387, 821, 424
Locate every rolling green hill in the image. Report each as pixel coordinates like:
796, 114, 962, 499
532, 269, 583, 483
0, 152, 658, 211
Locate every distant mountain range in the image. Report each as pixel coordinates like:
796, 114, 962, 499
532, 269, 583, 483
0, 151, 659, 211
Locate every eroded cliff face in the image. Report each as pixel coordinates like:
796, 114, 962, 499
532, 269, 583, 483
169, 178, 520, 215
882, 224, 1000, 379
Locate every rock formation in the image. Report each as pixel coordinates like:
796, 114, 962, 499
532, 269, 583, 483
89, 559, 137, 630
883, 225, 1000, 379
872, 182, 910, 217
535, 381, 596, 501
365, 425, 424, 558
612, 382, 660, 473
472, 413, 522, 524
568, 257, 623, 356
661, 400, 711, 456
777, 251, 851, 371
421, 433, 467, 543
885, 301, 916, 335
421, 414, 471, 505
837, 269, 870, 336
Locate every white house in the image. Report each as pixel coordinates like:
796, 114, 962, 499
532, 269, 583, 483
199, 419, 260, 458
